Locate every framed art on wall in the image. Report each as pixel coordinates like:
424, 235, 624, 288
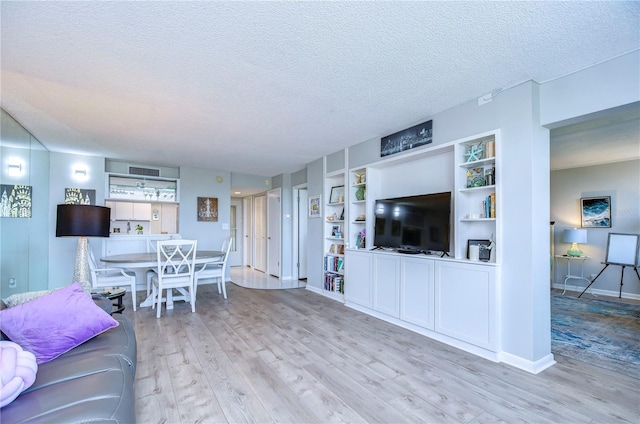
65, 188, 96, 205
197, 197, 218, 222
0, 184, 32, 218
581, 196, 611, 228
309, 195, 321, 218
381, 119, 433, 157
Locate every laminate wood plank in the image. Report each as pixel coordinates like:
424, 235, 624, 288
249, 331, 369, 423
118, 272, 640, 424
133, 313, 183, 424
243, 356, 319, 423
176, 301, 275, 423
259, 300, 479, 422
304, 362, 414, 423
165, 312, 228, 423
264, 300, 488, 422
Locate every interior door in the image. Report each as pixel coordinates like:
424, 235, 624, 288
297, 187, 308, 279
243, 196, 252, 267
254, 194, 267, 272
229, 198, 242, 266
267, 188, 281, 278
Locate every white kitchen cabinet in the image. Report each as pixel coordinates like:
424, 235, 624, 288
108, 201, 151, 221
161, 203, 178, 234
133, 202, 151, 220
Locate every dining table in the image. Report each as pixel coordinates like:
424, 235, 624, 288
101, 250, 224, 309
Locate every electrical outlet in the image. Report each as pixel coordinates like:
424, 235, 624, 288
8, 278, 16, 288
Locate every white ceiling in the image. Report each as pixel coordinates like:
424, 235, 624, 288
550, 103, 640, 171
1, 1, 639, 177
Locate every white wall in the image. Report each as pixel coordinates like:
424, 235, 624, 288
306, 157, 324, 292
551, 159, 640, 297
178, 166, 231, 251
541, 51, 640, 127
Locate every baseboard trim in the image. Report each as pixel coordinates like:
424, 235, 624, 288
305, 285, 322, 295
551, 283, 640, 300
500, 352, 556, 374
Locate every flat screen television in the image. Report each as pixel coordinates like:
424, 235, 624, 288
373, 192, 451, 254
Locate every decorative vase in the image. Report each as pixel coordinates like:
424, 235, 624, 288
356, 187, 365, 201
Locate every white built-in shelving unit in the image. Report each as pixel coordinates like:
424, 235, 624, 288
323, 168, 346, 301
343, 129, 503, 362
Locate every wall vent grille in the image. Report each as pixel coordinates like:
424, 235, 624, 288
129, 166, 160, 177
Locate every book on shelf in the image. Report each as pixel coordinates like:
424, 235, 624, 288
324, 256, 343, 272
324, 273, 344, 293
482, 193, 497, 218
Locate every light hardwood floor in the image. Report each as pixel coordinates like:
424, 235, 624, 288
121, 270, 639, 423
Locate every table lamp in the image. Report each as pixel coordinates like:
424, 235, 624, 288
563, 228, 587, 257
56, 204, 111, 292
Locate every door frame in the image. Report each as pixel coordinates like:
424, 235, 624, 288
292, 184, 308, 280
242, 196, 253, 267
267, 188, 282, 278
253, 194, 267, 272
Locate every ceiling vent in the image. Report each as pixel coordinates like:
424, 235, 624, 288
128, 166, 160, 177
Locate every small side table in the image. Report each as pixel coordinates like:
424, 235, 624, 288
555, 255, 591, 294
95, 287, 126, 314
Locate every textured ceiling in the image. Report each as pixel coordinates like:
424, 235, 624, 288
1, 1, 639, 177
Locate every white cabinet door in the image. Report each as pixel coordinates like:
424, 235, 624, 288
345, 250, 372, 307
105, 201, 116, 221
400, 257, 435, 330
133, 203, 151, 220
373, 254, 400, 318
435, 261, 497, 351
114, 202, 133, 220
161, 204, 178, 234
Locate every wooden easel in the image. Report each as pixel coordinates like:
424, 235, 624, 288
579, 233, 640, 298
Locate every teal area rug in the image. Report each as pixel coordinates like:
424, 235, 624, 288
551, 295, 640, 378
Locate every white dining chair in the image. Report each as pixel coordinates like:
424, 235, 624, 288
88, 247, 138, 311
150, 239, 198, 318
195, 237, 232, 299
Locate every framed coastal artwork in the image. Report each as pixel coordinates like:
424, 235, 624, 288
581, 196, 611, 228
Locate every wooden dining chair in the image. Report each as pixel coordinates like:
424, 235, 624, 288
88, 246, 138, 311
150, 239, 198, 318
195, 237, 232, 299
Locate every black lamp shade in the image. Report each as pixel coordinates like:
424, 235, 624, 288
56, 204, 111, 237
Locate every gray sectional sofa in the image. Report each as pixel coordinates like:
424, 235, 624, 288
1, 298, 137, 423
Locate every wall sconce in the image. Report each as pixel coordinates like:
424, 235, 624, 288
7, 159, 23, 176
8, 163, 22, 176
73, 165, 88, 180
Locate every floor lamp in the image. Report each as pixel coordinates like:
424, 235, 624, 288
56, 204, 111, 293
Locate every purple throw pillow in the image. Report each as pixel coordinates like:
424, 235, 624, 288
0, 283, 119, 364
